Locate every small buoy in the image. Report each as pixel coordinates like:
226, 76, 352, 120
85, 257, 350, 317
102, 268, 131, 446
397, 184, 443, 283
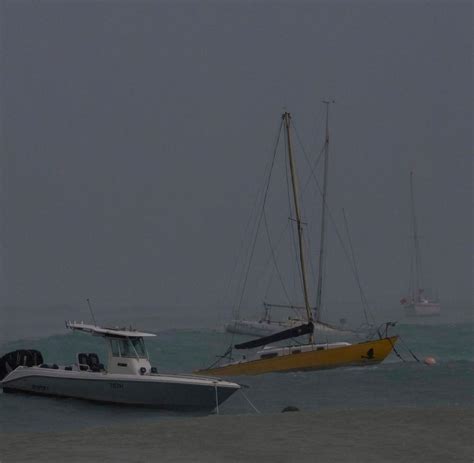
423, 356, 437, 366
281, 406, 299, 413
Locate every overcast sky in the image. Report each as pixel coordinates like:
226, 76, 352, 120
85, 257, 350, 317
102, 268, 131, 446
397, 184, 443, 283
0, 1, 471, 325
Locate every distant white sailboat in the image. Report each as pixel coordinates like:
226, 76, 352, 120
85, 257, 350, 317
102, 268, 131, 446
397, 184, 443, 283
400, 172, 440, 317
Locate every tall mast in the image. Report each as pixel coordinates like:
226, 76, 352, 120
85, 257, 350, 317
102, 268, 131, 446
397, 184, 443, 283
410, 171, 423, 301
283, 112, 313, 327
315, 101, 331, 321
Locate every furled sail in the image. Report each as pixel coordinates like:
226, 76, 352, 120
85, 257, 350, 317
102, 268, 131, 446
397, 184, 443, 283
234, 322, 314, 350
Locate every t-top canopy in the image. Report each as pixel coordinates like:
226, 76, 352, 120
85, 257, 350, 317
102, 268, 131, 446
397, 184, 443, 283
66, 321, 156, 338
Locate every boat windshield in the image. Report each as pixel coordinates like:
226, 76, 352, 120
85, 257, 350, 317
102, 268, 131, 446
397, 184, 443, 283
110, 337, 147, 358
130, 337, 147, 357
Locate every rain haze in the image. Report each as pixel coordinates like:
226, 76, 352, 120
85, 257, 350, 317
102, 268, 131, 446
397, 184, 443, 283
0, 0, 472, 336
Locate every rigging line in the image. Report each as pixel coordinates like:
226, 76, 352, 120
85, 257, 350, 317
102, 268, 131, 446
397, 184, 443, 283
410, 172, 421, 293
86, 298, 97, 326
285, 130, 306, 308
407, 189, 414, 301
225, 216, 258, 320
342, 208, 376, 326
261, 221, 302, 319
314, 104, 330, 322
228, 179, 267, 319
262, 223, 291, 300
298, 142, 326, 314
232, 153, 277, 318
232, 117, 285, 319
255, 215, 299, 312
285, 113, 313, 330
303, 222, 317, 301
263, 258, 276, 302
282, 128, 304, 306
205, 345, 234, 370
293, 122, 329, 321
311, 105, 326, 152
249, 179, 296, 303
297, 180, 318, 301
292, 121, 326, 200
408, 243, 414, 301
256, 176, 300, 316
292, 123, 379, 326
301, 142, 326, 197
249, 147, 294, 300
227, 118, 284, 353
224, 173, 267, 318
291, 138, 319, 308
263, 211, 292, 306
236, 118, 284, 315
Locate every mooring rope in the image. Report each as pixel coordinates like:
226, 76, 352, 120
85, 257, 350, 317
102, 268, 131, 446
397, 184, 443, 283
240, 389, 261, 414
388, 335, 406, 362
214, 382, 220, 415
398, 335, 421, 363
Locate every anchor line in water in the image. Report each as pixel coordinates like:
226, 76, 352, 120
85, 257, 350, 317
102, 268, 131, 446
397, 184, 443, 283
382, 327, 422, 364
397, 335, 421, 363
374, 321, 406, 362
388, 336, 406, 363
240, 389, 261, 414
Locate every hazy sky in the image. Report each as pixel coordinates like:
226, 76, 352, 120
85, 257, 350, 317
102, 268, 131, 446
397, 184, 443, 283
0, 1, 471, 323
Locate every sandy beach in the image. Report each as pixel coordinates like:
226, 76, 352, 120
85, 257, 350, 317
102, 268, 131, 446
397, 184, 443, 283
1, 407, 472, 462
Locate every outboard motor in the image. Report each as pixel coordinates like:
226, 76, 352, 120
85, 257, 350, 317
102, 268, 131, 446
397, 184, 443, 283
0, 349, 44, 380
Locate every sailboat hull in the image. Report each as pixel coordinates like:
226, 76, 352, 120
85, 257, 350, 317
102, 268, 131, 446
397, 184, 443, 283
196, 336, 398, 376
404, 302, 440, 317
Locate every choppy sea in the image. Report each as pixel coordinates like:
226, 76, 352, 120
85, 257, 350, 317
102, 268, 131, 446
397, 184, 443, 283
0, 305, 472, 434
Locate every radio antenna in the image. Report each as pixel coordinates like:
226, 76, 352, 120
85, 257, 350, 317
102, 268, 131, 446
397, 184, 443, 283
86, 298, 97, 326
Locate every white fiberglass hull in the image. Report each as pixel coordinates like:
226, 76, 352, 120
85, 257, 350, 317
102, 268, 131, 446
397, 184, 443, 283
404, 302, 441, 317
1, 366, 239, 411
226, 319, 354, 338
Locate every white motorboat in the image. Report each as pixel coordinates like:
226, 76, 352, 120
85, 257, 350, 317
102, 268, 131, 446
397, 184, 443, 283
0, 321, 240, 411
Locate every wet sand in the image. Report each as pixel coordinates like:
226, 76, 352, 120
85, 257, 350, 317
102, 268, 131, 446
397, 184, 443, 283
1, 407, 473, 462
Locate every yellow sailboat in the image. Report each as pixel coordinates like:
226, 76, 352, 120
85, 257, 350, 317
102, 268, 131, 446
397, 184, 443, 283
197, 336, 398, 376
196, 109, 398, 377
